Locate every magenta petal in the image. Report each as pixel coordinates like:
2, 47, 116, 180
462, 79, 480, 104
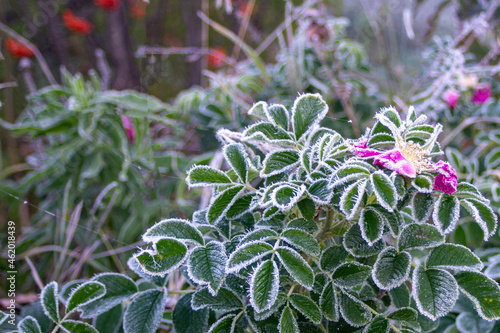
121, 115, 136, 144
372, 149, 417, 178
351, 141, 383, 158
472, 83, 491, 105
432, 161, 458, 194
443, 88, 460, 110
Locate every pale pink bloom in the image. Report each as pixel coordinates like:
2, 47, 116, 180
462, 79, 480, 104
442, 88, 460, 110
121, 116, 136, 144
472, 83, 491, 105
432, 161, 457, 194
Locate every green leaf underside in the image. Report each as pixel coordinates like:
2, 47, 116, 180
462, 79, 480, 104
250, 260, 280, 313
373, 246, 411, 290
413, 267, 458, 320
123, 289, 166, 333
94, 304, 122, 333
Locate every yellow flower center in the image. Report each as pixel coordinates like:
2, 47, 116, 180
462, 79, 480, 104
396, 141, 431, 174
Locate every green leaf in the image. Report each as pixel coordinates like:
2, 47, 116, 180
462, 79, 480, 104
226, 241, 273, 273
386, 307, 419, 330
94, 304, 122, 333
297, 198, 316, 220
18, 316, 42, 333
207, 185, 245, 224
291, 93, 328, 141
224, 143, 249, 183
191, 287, 243, 311
142, 219, 204, 245
369, 204, 404, 237
456, 312, 496, 333
279, 306, 299, 333
343, 223, 385, 258
320, 281, 339, 321
271, 184, 306, 210
287, 218, 318, 233
370, 171, 397, 211
41, 281, 59, 323
460, 198, 498, 241
454, 271, 500, 320
372, 246, 411, 290
363, 315, 390, 333
454, 183, 489, 203
331, 164, 370, 187
398, 224, 444, 251
426, 244, 482, 271
173, 293, 209, 333
276, 247, 314, 289
66, 281, 106, 314
80, 273, 138, 318
412, 267, 458, 320
338, 291, 372, 327
243, 122, 293, 142
359, 206, 385, 246
186, 166, 233, 187
392, 173, 406, 199
207, 314, 236, 333
124, 289, 166, 333
307, 179, 333, 204
0, 311, 7, 326
239, 229, 278, 245
340, 179, 368, 220
331, 263, 371, 288
289, 294, 321, 324
188, 241, 227, 295
486, 147, 500, 169
226, 193, 257, 219
412, 174, 433, 193
411, 193, 434, 223
135, 238, 188, 276
433, 193, 460, 235
281, 228, 320, 256
261, 150, 300, 177
248, 101, 268, 119
253, 293, 287, 321
266, 104, 289, 130
60, 320, 98, 333
250, 260, 280, 313
389, 284, 411, 308
320, 245, 349, 272
96, 90, 167, 113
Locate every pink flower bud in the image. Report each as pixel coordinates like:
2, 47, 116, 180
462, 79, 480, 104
442, 88, 460, 110
472, 83, 491, 105
121, 116, 136, 144
432, 161, 457, 194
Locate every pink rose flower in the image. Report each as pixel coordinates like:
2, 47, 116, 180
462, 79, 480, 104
472, 83, 491, 105
443, 88, 460, 110
432, 161, 458, 194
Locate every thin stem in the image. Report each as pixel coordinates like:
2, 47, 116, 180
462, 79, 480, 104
316, 207, 334, 242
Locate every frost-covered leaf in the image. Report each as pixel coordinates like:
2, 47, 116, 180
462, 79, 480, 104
330, 164, 370, 187
279, 305, 299, 333
370, 171, 397, 211
320, 245, 349, 272
460, 198, 498, 241
485, 147, 500, 169
226, 193, 257, 219
412, 267, 458, 320
338, 291, 372, 327
359, 206, 385, 246
389, 284, 411, 309
369, 204, 404, 237
41, 281, 59, 323
398, 224, 444, 251
135, 238, 188, 276
243, 122, 293, 142
188, 241, 227, 295
18, 316, 41, 333
94, 304, 122, 333
281, 228, 320, 256
363, 315, 390, 333
426, 244, 482, 271
271, 184, 306, 211
250, 260, 280, 313
331, 262, 371, 288
142, 219, 204, 245
343, 223, 384, 258
248, 101, 268, 119
66, 281, 106, 314
80, 273, 138, 318
238, 229, 278, 245
411, 193, 433, 223
372, 246, 411, 290
127, 257, 168, 287
191, 287, 243, 311
226, 241, 273, 273
186, 166, 233, 187
60, 320, 98, 333
123, 289, 166, 333
253, 293, 287, 321
320, 281, 339, 321
287, 218, 318, 233
433, 193, 460, 235
261, 150, 300, 177
276, 247, 314, 289
412, 174, 433, 193
454, 271, 500, 321
456, 312, 496, 333
454, 183, 488, 203
266, 104, 289, 130
173, 293, 209, 333
392, 173, 406, 199
297, 198, 316, 220
207, 185, 245, 224
207, 314, 236, 333
289, 294, 322, 324
340, 179, 368, 220
307, 179, 333, 204
224, 143, 249, 183
291, 93, 328, 141
386, 307, 419, 330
